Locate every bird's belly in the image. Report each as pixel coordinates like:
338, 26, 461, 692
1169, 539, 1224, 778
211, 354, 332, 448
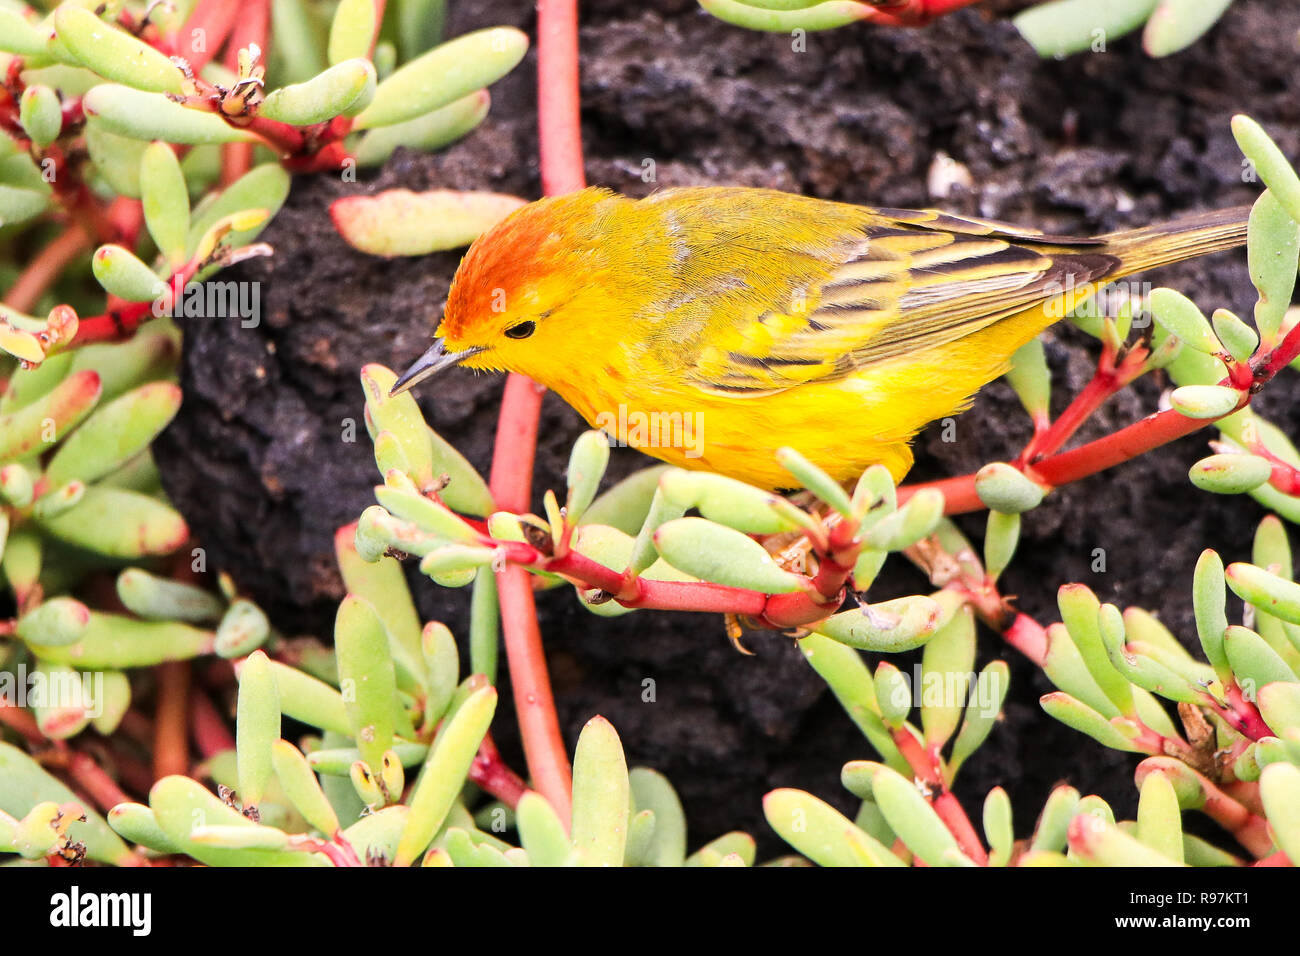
556, 312, 1046, 490
557, 374, 920, 490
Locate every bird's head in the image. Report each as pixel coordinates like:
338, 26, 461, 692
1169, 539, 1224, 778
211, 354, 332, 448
390, 187, 628, 396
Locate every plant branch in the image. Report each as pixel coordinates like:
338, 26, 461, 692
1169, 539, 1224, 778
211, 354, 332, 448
900, 319, 1300, 515
152, 661, 191, 779
478, 0, 587, 830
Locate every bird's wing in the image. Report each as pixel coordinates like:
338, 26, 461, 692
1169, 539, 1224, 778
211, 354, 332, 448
672, 208, 1120, 396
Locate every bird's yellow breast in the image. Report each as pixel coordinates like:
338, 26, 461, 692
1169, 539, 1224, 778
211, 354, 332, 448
551, 299, 1058, 490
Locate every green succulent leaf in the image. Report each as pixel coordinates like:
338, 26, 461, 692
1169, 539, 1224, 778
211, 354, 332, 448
699, 0, 873, 32
1014, 0, 1159, 58
259, 59, 377, 125
654, 516, 806, 593
38, 487, 187, 559
54, 6, 185, 94
236, 651, 281, 808
571, 716, 631, 867
1142, 0, 1233, 56
329, 0, 379, 64
333, 189, 526, 257
353, 27, 528, 130
45, 382, 181, 487
335, 596, 400, 771
1233, 116, 1300, 235
395, 685, 497, 866
763, 788, 904, 867
19, 85, 62, 148
0, 744, 134, 864
354, 91, 490, 168
83, 85, 257, 144
141, 142, 191, 268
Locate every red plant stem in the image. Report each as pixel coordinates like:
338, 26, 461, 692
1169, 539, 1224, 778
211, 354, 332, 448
3, 225, 91, 313
1196, 776, 1274, 858
293, 834, 363, 866
933, 791, 989, 865
71, 300, 157, 345
536, 0, 585, 197
488, 375, 544, 513
864, 0, 983, 26
1254, 850, 1293, 866
489, 379, 570, 823
1037, 402, 1241, 488
494, 565, 572, 822
369, 1, 387, 57
175, 0, 240, 72
0, 699, 44, 745
152, 662, 191, 780
71, 259, 201, 346
107, 196, 145, 248
219, 0, 270, 185
901, 397, 1245, 515
514, 542, 844, 626
468, 734, 528, 809
1224, 682, 1272, 741
903, 316, 1300, 516
190, 689, 236, 758
891, 727, 988, 864
1018, 345, 1144, 465
480, 0, 586, 829
1002, 612, 1049, 667
63, 749, 131, 813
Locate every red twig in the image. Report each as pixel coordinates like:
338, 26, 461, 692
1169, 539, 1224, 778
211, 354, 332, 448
862, 0, 984, 26
468, 734, 528, 809
891, 726, 988, 864
1193, 773, 1274, 858
1018, 341, 1148, 465
63, 749, 131, 814
71, 258, 201, 346
481, 0, 586, 829
219, 0, 269, 185
494, 566, 572, 823
0, 699, 44, 745
152, 661, 191, 780
536, 0, 585, 197
1002, 612, 1049, 667
190, 688, 236, 758
1254, 850, 1293, 866
933, 791, 988, 865
174, 0, 240, 72
900, 318, 1300, 516
3, 225, 91, 314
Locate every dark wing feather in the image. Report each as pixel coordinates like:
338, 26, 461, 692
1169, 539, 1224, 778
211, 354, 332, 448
679, 207, 1119, 396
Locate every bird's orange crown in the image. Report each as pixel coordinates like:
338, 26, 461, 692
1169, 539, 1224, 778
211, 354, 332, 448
438, 187, 623, 353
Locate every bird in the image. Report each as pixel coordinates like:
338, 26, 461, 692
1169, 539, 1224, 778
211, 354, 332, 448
390, 186, 1250, 490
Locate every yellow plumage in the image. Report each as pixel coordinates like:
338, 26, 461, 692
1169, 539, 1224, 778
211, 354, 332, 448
393, 186, 1250, 489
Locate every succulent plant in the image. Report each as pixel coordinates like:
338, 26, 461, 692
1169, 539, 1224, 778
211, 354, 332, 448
1, 1, 529, 367
698, 0, 1239, 59
1, 1, 1298, 873
1014, 0, 1238, 59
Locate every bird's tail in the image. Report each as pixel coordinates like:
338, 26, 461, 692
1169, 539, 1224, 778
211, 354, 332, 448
1102, 205, 1251, 276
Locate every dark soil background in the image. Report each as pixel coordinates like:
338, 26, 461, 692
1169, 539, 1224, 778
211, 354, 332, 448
153, 1, 1300, 854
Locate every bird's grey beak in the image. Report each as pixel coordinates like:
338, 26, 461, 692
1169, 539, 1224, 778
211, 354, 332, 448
389, 339, 483, 396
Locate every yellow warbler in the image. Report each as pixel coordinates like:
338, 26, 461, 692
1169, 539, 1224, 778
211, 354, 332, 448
392, 186, 1248, 489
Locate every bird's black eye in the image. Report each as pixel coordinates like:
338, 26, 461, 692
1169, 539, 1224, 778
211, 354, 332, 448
505, 321, 536, 340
